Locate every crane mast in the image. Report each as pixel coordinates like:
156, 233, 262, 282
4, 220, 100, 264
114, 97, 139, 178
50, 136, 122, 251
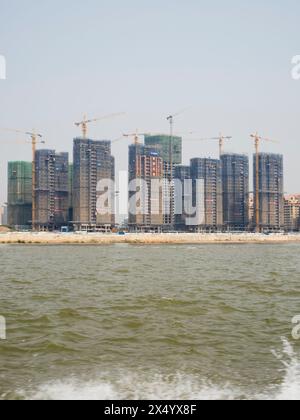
166, 110, 187, 229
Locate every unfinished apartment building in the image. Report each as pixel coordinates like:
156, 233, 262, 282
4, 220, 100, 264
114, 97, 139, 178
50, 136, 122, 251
35, 150, 69, 230
189, 158, 223, 232
128, 144, 164, 231
221, 154, 249, 231
254, 153, 284, 232
7, 161, 32, 228
144, 134, 182, 227
73, 138, 115, 231
174, 165, 192, 230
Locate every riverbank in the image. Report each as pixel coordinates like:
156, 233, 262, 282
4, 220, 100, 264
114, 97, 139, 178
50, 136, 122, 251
0, 232, 300, 245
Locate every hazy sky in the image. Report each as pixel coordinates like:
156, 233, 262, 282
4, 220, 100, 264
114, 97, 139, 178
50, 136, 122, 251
0, 0, 300, 205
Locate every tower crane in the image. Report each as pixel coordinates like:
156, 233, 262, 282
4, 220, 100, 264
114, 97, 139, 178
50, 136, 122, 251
75, 112, 125, 139
208, 134, 232, 157
123, 130, 144, 146
186, 133, 232, 157
166, 108, 189, 174
166, 108, 189, 229
250, 133, 279, 233
0, 128, 45, 230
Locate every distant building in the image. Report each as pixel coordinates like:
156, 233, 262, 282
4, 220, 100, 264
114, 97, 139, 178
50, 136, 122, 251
254, 153, 284, 231
0, 205, 8, 226
7, 161, 32, 228
190, 158, 223, 231
144, 134, 183, 227
128, 144, 164, 231
221, 154, 249, 231
174, 165, 191, 230
284, 195, 300, 232
248, 193, 254, 228
68, 164, 73, 223
35, 150, 69, 230
73, 138, 115, 231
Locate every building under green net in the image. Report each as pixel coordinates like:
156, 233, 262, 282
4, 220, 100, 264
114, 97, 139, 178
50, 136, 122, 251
7, 161, 32, 228
144, 134, 183, 226
144, 134, 182, 165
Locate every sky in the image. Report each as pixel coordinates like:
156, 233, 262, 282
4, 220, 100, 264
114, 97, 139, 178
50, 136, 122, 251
0, 0, 300, 205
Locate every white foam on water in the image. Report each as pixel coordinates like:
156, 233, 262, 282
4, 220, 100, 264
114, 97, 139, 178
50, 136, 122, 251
21, 374, 241, 401
29, 381, 117, 401
268, 337, 300, 400
18, 339, 300, 400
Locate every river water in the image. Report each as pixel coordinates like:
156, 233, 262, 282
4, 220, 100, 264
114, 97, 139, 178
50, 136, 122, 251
0, 243, 300, 400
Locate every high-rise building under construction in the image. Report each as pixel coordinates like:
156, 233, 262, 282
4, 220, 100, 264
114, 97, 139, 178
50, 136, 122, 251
174, 165, 192, 230
73, 138, 115, 230
144, 135, 182, 165
68, 164, 74, 222
221, 154, 249, 231
128, 144, 164, 231
144, 134, 182, 226
190, 158, 223, 231
254, 153, 284, 231
35, 150, 69, 230
7, 161, 32, 228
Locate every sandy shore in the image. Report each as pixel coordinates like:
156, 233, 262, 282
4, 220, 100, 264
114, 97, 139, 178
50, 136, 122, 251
0, 232, 300, 245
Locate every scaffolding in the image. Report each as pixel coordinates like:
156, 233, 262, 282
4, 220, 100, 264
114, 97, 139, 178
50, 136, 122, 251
73, 138, 115, 231
254, 153, 284, 232
68, 164, 73, 222
190, 158, 223, 232
174, 165, 191, 230
35, 150, 69, 230
221, 154, 249, 231
128, 144, 164, 231
144, 135, 183, 228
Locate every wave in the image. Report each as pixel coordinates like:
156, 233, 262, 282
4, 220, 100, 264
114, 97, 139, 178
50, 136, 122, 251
269, 337, 300, 400
17, 338, 300, 400
21, 375, 242, 400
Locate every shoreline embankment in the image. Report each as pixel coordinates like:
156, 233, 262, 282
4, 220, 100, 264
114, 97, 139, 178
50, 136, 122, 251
1, 232, 300, 245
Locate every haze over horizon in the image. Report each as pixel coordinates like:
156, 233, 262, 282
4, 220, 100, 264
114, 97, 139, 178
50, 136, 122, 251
1, 0, 300, 205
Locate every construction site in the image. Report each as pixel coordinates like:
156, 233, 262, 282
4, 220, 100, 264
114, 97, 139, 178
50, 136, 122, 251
71, 114, 120, 232
2, 116, 289, 234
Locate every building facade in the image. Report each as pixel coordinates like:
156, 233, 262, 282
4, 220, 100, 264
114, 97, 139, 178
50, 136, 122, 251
0, 205, 8, 226
248, 193, 254, 229
174, 165, 192, 230
35, 150, 69, 230
68, 164, 73, 223
221, 154, 249, 231
128, 144, 164, 231
254, 153, 284, 231
144, 134, 183, 227
144, 134, 182, 165
190, 158, 223, 231
73, 138, 115, 230
7, 161, 32, 228
284, 194, 300, 232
